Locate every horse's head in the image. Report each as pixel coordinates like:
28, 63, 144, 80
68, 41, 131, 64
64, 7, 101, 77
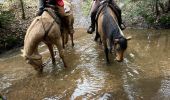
25, 55, 43, 72
114, 36, 131, 62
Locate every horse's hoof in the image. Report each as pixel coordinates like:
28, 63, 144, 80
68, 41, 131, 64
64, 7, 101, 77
106, 61, 110, 65
36, 68, 43, 76
114, 58, 123, 62
94, 38, 98, 42
72, 43, 74, 47
52, 60, 56, 65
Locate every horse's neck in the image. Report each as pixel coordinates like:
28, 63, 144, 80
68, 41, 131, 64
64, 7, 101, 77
107, 7, 125, 37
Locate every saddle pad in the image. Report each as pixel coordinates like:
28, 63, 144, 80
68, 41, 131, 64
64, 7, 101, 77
64, 1, 71, 13
64, 4, 70, 13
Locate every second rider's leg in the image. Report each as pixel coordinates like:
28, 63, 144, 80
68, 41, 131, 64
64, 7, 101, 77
36, 0, 46, 16
87, 0, 100, 34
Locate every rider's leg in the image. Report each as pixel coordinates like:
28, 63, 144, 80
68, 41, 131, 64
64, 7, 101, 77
36, 0, 46, 16
110, 0, 125, 30
87, 0, 100, 34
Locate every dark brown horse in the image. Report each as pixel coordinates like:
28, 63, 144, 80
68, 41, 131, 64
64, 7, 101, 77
62, 1, 74, 48
96, 1, 131, 63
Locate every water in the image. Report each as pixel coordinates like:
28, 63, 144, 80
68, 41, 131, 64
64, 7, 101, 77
0, 0, 4, 3
0, 0, 170, 99
0, 29, 170, 100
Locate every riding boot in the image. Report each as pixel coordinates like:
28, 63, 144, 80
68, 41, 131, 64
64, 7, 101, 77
87, 0, 100, 34
87, 13, 96, 34
36, 0, 46, 16
110, 0, 126, 30
116, 8, 126, 30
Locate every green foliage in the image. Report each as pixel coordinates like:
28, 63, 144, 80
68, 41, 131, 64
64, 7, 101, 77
82, 0, 91, 16
145, 16, 155, 24
123, 0, 169, 28
0, 10, 14, 27
159, 14, 170, 24
158, 14, 170, 27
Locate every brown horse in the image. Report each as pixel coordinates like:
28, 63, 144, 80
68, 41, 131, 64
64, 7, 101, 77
22, 8, 68, 72
62, 1, 75, 48
96, 1, 130, 63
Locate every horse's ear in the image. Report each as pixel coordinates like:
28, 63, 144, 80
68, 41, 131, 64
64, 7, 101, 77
126, 36, 132, 40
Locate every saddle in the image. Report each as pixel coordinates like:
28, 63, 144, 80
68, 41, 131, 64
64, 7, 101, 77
95, 0, 120, 22
43, 2, 73, 23
43, 2, 73, 34
43, 8, 61, 25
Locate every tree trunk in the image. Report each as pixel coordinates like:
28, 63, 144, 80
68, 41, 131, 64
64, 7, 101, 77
0, 22, 2, 28
159, 1, 165, 13
19, 0, 25, 19
168, 0, 170, 11
155, 0, 160, 17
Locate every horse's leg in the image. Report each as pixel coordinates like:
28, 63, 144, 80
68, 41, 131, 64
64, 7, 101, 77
45, 42, 55, 65
95, 23, 102, 45
94, 32, 100, 42
25, 40, 43, 72
53, 37, 67, 68
109, 39, 113, 54
33, 48, 43, 72
94, 23, 99, 42
105, 47, 109, 63
61, 32, 65, 49
69, 16, 74, 47
102, 38, 109, 63
70, 32, 74, 47
64, 30, 68, 45
110, 45, 113, 54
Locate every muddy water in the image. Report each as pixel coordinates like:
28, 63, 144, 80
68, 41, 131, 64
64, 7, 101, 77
0, 29, 170, 100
